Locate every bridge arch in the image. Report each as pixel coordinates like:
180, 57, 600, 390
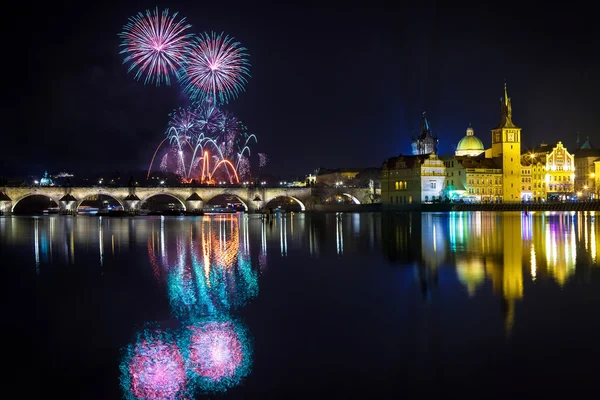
264, 195, 306, 211
140, 193, 187, 211
11, 193, 59, 212
76, 193, 124, 210
342, 193, 361, 204
323, 193, 362, 205
204, 193, 249, 211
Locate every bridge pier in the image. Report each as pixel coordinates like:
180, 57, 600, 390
124, 194, 141, 214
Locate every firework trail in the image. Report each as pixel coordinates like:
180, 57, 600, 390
180, 32, 251, 104
119, 8, 193, 86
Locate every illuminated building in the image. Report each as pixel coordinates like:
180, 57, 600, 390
315, 167, 379, 187
522, 142, 575, 201
439, 84, 523, 202
411, 112, 438, 155
545, 142, 575, 200
455, 124, 485, 157
441, 156, 503, 202
381, 152, 446, 208
520, 163, 533, 201
573, 137, 600, 198
491, 84, 522, 202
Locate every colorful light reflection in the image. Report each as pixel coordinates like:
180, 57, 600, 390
121, 330, 188, 400
183, 319, 251, 391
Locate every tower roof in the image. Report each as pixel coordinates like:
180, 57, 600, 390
580, 137, 594, 150
419, 112, 433, 139
495, 83, 519, 129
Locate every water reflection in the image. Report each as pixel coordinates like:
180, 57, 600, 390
382, 211, 600, 334
4, 211, 600, 396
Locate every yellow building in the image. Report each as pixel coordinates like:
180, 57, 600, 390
545, 142, 575, 200
520, 164, 533, 201
441, 156, 503, 202
491, 84, 522, 202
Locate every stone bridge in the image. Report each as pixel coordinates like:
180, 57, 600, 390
0, 186, 376, 213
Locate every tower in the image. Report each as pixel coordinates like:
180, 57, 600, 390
411, 112, 439, 155
491, 84, 522, 201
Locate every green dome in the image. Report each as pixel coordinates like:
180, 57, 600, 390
457, 135, 484, 152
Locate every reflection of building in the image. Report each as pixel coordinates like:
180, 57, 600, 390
381, 153, 446, 208
411, 112, 439, 155
381, 213, 421, 265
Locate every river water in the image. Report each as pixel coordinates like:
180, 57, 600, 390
1, 211, 599, 398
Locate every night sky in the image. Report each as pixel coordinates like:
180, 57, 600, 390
5, 1, 599, 178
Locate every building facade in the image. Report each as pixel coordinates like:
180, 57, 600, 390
491, 84, 522, 202
411, 112, 439, 155
573, 138, 600, 199
381, 153, 446, 208
544, 142, 575, 200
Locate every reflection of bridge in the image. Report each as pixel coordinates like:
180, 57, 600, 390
0, 186, 376, 213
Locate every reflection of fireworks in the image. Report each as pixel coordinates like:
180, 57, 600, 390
119, 8, 192, 86
182, 319, 252, 392
167, 216, 258, 318
120, 329, 188, 400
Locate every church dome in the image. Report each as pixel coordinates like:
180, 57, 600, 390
456, 125, 485, 156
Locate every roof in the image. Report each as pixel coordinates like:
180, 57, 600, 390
575, 148, 600, 158
457, 135, 484, 151
580, 137, 594, 150
455, 155, 501, 169
383, 154, 427, 169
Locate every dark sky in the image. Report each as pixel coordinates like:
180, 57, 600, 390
5, 1, 600, 178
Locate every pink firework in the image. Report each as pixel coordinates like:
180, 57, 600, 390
119, 8, 193, 86
187, 322, 244, 381
180, 32, 251, 104
127, 338, 187, 399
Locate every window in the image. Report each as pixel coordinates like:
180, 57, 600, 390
430, 181, 436, 189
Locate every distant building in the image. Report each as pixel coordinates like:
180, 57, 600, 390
411, 112, 438, 155
491, 84, 522, 202
455, 125, 485, 157
381, 152, 446, 208
522, 142, 575, 201
573, 137, 600, 198
441, 155, 503, 202
315, 167, 379, 187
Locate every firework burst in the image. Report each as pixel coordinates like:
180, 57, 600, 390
119, 8, 193, 86
180, 32, 251, 104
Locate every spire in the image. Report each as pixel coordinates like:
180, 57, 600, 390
576, 133, 580, 149
495, 82, 518, 129
420, 111, 431, 138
